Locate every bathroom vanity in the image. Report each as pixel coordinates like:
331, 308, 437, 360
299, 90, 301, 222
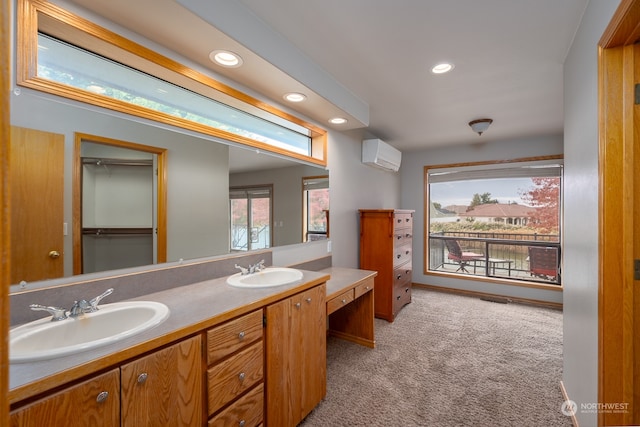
8, 269, 330, 427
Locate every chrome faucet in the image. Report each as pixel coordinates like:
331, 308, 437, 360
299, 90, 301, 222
69, 288, 114, 317
29, 288, 114, 321
248, 259, 266, 274
235, 259, 265, 275
69, 299, 91, 317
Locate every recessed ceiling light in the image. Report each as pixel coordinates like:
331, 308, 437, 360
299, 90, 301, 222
431, 63, 454, 74
329, 117, 347, 125
209, 50, 243, 68
284, 92, 307, 102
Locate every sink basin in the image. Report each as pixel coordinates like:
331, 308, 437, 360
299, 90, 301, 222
226, 267, 303, 288
10, 301, 170, 363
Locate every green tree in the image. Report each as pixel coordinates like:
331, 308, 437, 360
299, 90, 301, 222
468, 192, 498, 210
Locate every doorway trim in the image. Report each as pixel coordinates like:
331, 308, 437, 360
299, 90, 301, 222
598, 0, 640, 425
72, 133, 167, 275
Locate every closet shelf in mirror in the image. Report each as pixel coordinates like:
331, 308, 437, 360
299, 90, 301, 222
82, 228, 153, 236
82, 158, 153, 167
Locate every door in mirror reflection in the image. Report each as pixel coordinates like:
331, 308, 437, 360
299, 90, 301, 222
76, 136, 167, 274
230, 186, 273, 251
10, 126, 65, 283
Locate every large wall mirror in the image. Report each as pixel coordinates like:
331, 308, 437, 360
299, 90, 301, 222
10, 92, 329, 287
9, 0, 330, 290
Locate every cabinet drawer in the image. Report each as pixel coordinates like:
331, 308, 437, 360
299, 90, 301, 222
393, 244, 412, 266
207, 310, 263, 365
393, 262, 412, 287
208, 382, 264, 427
208, 341, 263, 416
354, 278, 374, 299
394, 212, 413, 230
393, 283, 412, 314
327, 289, 354, 314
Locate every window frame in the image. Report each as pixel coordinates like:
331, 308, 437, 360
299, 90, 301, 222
302, 175, 329, 242
229, 185, 273, 252
423, 155, 564, 291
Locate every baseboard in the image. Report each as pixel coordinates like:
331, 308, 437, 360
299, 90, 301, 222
560, 380, 579, 427
412, 283, 563, 310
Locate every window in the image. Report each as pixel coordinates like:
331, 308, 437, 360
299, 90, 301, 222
425, 157, 562, 286
37, 34, 311, 155
302, 176, 329, 241
17, 0, 327, 165
229, 186, 273, 252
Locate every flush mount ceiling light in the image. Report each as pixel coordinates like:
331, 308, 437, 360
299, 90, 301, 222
431, 62, 454, 74
209, 50, 243, 68
329, 117, 348, 125
283, 92, 306, 102
469, 118, 493, 136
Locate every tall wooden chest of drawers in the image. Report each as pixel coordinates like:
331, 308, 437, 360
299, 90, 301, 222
358, 209, 414, 322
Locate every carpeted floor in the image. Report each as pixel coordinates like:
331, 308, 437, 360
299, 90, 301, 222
300, 287, 571, 427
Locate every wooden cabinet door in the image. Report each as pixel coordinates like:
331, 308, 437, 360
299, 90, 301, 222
10, 368, 120, 427
295, 284, 326, 418
121, 335, 202, 427
265, 284, 326, 427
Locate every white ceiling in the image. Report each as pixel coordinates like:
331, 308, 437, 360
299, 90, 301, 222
68, 0, 588, 152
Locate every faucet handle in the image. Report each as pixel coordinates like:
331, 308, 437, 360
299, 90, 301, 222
29, 304, 68, 321
89, 288, 114, 312
234, 264, 249, 275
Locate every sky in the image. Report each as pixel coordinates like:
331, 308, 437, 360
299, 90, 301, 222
429, 178, 535, 207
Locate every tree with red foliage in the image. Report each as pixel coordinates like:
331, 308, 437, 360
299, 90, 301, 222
520, 177, 560, 233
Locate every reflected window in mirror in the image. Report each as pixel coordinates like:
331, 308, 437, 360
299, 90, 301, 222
17, 0, 328, 166
230, 186, 273, 252
303, 176, 329, 242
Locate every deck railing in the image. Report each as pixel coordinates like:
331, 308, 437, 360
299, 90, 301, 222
428, 232, 561, 285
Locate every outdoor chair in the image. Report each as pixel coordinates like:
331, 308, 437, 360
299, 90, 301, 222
444, 239, 484, 273
528, 246, 559, 281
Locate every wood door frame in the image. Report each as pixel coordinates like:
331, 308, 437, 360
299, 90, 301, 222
72, 133, 167, 275
599, 0, 640, 425
1, 0, 10, 423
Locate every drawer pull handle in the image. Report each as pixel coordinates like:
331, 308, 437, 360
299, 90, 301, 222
406, 218, 410, 222
238, 331, 245, 340
239, 420, 246, 427
365, 286, 370, 290
397, 275, 402, 280
341, 299, 347, 304
96, 391, 109, 403
306, 297, 312, 303
397, 295, 401, 300
238, 372, 246, 382
295, 302, 301, 309
137, 373, 148, 384
396, 235, 402, 240
405, 250, 410, 255
405, 288, 410, 292
396, 254, 401, 259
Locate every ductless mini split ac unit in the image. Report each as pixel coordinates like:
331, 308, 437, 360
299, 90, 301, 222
362, 138, 402, 172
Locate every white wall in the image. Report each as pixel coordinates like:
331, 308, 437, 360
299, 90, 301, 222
400, 135, 565, 304
326, 129, 401, 268
563, 1, 619, 425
